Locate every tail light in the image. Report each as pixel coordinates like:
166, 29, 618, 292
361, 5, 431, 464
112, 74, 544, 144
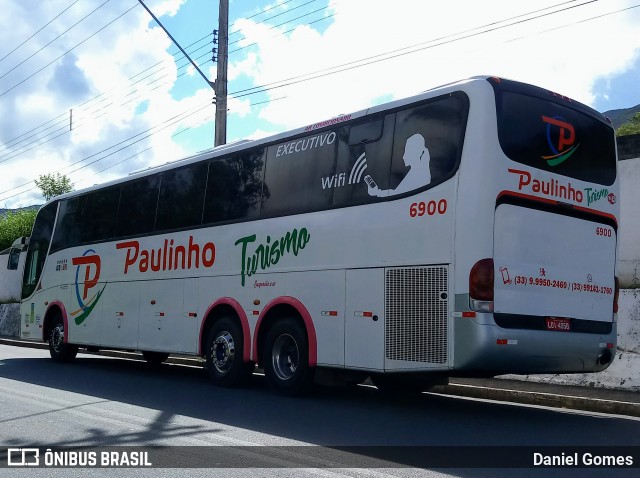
469, 258, 494, 310
469, 259, 493, 312
613, 276, 620, 313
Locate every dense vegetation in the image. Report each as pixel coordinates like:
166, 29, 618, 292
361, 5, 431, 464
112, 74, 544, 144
616, 112, 640, 136
0, 209, 37, 252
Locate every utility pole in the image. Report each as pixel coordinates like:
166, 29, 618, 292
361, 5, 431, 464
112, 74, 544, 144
214, 0, 229, 146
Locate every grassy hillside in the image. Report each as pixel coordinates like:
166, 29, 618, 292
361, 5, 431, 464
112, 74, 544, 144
603, 104, 640, 129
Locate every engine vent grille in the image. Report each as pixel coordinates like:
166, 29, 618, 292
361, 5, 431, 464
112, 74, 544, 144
385, 266, 448, 364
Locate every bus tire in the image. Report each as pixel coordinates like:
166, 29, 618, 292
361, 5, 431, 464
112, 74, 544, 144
142, 351, 170, 366
48, 315, 78, 362
263, 317, 314, 396
205, 317, 252, 387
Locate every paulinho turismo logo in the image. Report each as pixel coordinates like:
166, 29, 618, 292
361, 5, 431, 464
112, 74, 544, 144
71, 249, 105, 325
541, 115, 580, 166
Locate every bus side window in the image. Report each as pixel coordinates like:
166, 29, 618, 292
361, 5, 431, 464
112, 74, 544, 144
82, 186, 120, 243
116, 176, 159, 238
155, 163, 208, 231
333, 114, 395, 207
261, 130, 337, 217
391, 94, 469, 193
203, 150, 264, 224
51, 196, 85, 251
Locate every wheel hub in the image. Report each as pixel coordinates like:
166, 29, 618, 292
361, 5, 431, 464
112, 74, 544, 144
271, 333, 299, 381
51, 325, 64, 353
212, 332, 235, 373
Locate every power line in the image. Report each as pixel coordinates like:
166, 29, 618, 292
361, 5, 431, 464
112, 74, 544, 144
229, 0, 326, 48
238, 0, 299, 24
229, 9, 336, 54
2, 1, 637, 202
0, 36, 214, 165
0, 2, 138, 99
0, 93, 288, 202
0, 0, 81, 64
0, 0, 612, 162
226, 0, 602, 100
0, 0, 323, 163
0, 100, 214, 202
229, 0, 320, 37
0, 0, 111, 81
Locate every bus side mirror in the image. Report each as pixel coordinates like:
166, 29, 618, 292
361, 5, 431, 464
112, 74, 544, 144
7, 248, 20, 270
7, 236, 29, 270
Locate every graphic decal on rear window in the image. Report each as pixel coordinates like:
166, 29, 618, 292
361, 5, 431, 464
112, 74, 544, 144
541, 115, 580, 167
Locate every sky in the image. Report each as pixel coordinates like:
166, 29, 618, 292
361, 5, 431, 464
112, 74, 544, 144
0, 0, 639, 208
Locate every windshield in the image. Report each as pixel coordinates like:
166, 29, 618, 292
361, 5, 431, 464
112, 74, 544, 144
22, 202, 57, 299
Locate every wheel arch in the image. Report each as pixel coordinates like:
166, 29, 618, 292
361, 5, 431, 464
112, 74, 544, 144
199, 297, 251, 362
43, 301, 68, 343
253, 297, 317, 367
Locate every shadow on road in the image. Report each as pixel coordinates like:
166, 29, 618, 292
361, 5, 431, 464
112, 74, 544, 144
1, 349, 639, 473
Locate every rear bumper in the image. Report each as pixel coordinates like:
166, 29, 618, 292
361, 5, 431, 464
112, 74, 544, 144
452, 314, 616, 375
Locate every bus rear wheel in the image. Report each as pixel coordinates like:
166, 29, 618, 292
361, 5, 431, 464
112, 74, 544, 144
263, 318, 314, 396
48, 316, 78, 362
205, 317, 252, 387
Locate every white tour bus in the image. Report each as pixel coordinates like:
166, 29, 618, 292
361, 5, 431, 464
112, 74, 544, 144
16, 76, 619, 395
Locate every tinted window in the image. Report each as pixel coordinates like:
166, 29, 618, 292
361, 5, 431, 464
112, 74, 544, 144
52, 196, 85, 251
262, 130, 337, 216
116, 176, 159, 237
203, 150, 264, 224
333, 115, 395, 207
391, 93, 469, 193
83, 187, 120, 243
496, 91, 616, 185
349, 120, 383, 145
52, 187, 121, 249
156, 163, 208, 230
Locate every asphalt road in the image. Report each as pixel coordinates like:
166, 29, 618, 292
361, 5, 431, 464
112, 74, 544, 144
1, 345, 639, 477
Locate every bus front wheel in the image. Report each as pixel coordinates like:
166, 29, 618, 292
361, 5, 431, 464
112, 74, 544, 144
263, 318, 314, 396
48, 316, 78, 362
205, 317, 252, 387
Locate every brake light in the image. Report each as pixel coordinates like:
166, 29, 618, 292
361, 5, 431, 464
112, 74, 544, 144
614, 276, 620, 313
470, 258, 494, 301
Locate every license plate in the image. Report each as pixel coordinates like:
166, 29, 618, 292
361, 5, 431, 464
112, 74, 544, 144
545, 317, 571, 332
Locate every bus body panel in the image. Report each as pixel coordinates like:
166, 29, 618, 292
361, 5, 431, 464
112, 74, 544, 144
345, 268, 385, 370
494, 204, 616, 321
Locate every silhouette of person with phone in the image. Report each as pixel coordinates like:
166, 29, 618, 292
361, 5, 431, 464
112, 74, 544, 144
366, 133, 431, 197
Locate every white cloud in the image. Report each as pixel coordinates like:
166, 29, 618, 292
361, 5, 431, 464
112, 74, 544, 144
0, 0, 194, 207
230, 0, 640, 129
1, 0, 639, 209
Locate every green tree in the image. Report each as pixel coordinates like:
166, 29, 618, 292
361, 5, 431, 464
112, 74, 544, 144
616, 112, 640, 136
0, 209, 37, 251
34, 173, 73, 201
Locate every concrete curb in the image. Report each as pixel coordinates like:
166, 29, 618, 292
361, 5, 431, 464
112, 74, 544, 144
2, 337, 639, 417
433, 383, 640, 418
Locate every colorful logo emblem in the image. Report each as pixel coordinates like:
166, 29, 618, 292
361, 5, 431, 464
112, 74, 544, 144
541, 115, 579, 166
71, 249, 105, 325
608, 193, 616, 205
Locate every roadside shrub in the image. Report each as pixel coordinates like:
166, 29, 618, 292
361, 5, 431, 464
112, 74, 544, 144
0, 209, 37, 252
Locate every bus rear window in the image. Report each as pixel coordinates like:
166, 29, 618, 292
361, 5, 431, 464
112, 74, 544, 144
496, 92, 616, 186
